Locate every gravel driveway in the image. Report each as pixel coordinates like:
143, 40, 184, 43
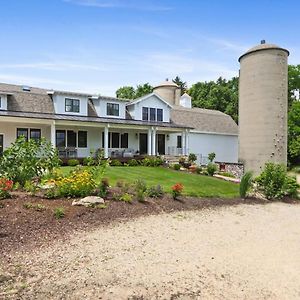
2, 202, 300, 299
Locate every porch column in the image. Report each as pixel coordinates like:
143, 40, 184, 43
185, 129, 190, 156
147, 128, 152, 156
104, 125, 109, 159
182, 131, 186, 156
50, 122, 56, 148
151, 127, 156, 156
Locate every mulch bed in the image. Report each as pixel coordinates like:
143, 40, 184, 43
0, 192, 266, 260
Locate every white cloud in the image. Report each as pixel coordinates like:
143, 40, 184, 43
64, 0, 173, 11
0, 62, 104, 71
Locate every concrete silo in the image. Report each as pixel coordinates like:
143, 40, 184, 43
238, 41, 289, 175
153, 79, 181, 105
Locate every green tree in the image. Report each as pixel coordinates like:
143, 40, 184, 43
116, 86, 135, 99
135, 83, 153, 98
288, 101, 300, 164
288, 65, 300, 106
116, 83, 153, 99
172, 76, 187, 95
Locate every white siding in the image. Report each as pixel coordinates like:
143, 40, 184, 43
52, 94, 88, 116
0, 95, 8, 110
93, 99, 127, 119
127, 94, 171, 122
168, 131, 238, 163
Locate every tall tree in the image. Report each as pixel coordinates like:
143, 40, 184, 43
288, 101, 300, 164
288, 65, 300, 106
172, 76, 187, 95
116, 83, 153, 99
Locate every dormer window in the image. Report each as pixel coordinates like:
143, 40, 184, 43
107, 103, 119, 116
65, 98, 80, 113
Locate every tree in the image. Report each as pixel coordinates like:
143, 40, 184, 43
288, 101, 300, 164
116, 83, 153, 99
172, 76, 187, 95
116, 86, 135, 99
288, 65, 300, 106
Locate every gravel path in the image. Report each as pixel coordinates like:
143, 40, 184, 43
2, 202, 300, 299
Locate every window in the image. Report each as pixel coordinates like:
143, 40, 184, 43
65, 98, 80, 113
177, 136, 182, 148
30, 129, 41, 142
78, 131, 87, 148
150, 108, 156, 121
112, 132, 120, 148
56, 130, 66, 147
142, 107, 148, 121
17, 128, 28, 140
121, 133, 128, 148
107, 103, 119, 116
67, 130, 77, 147
157, 109, 163, 122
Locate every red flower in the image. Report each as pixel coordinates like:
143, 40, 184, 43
172, 183, 184, 192
0, 178, 13, 192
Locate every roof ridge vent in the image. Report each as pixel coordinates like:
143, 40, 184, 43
22, 85, 31, 92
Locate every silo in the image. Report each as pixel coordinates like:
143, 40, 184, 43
153, 79, 180, 105
238, 41, 289, 175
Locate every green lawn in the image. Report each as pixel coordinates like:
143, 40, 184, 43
60, 166, 239, 198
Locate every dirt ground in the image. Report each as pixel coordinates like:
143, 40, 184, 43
1, 201, 300, 299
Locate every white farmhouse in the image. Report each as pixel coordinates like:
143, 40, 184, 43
0, 80, 238, 164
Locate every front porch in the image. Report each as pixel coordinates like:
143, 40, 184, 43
0, 117, 190, 159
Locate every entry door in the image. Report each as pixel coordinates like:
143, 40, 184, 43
157, 134, 165, 155
0, 135, 3, 155
139, 133, 148, 155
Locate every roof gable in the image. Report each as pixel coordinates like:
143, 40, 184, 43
126, 93, 173, 108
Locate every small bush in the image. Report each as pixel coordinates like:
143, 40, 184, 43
256, 163, 287, 200
135, 179, 147, 202
116, 180, 125, 188
54, 207, 65, 219
0, 177, 13, 199
208, 152, 216, 162
67, 159, 80, 167
283, 176, 299, 198
196, 166, 202, 174
171, 183, 184, 200
207, 163, 218, 176
141, 157, 163, 167
219, 171, 235, 178
147, 185, 164, 198
98, 178, 109, 198
239, 171, 253, 198
178, 156, 186, 165
83, 157, 95, 166
173, 164, 181, 171
188, 153, 197, 163
24, 180, 39, 195
110, 159, 123, 166
128, 159, 139, 166
119, 193, 133, 203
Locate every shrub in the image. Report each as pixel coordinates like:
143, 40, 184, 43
141, 157, 163, 167
207, 163, 218, 176
116, 180, 125, 188
208, 152, 216, 162
67, 159, 80, 167
54, 207, 65, 219
135, 179, 147, 202
173, 164, 181, 171
53, 169, 96, 198
24, 180, 39, 195
188, 153, 197, 163
239, 171, 253, 198
0, 136, 60, 186
128, 159, 139, 166
283, 176, 299, 199
110, 159, 122, 166
83, 156, 95, 166
119, 193, 133, 203
178, 156, 186, 165
256, 163, 287, 200
196, 166, 202, 174
171, 183, 184, 200
0, 177, 13, 199
147, 185, 164, 198
219, 171, 235, 178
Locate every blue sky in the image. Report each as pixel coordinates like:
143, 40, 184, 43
1, 0, 299, 96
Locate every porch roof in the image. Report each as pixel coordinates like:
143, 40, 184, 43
0, 110, 192, 130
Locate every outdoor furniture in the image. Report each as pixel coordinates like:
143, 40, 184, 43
123, 148, 135, 158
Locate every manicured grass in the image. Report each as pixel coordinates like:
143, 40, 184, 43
60, 166, 239, 198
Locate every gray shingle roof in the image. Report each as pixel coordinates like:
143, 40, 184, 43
171, 106, 238, 135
